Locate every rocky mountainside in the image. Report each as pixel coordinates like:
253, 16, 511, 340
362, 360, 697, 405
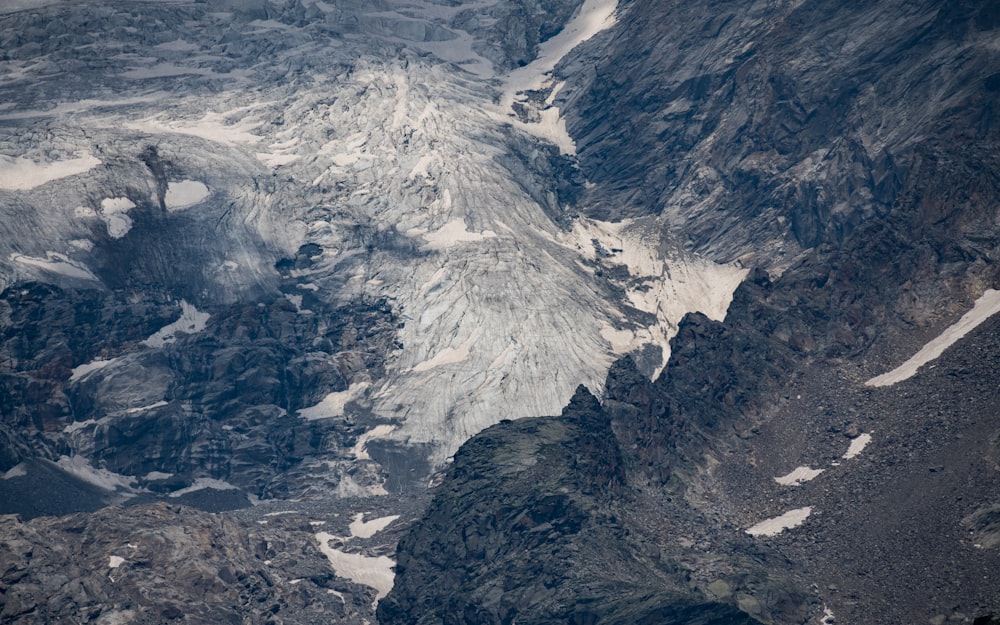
562, 0, 1000, 264
381, 1, 1000, 624
1, 0, 999, 623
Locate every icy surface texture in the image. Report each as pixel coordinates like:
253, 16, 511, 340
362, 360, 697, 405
0, 0, 744, 467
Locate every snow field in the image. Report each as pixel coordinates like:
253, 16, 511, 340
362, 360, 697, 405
315, 512, 399, 606
0, 152, 101, 190
164, 180, 210, 211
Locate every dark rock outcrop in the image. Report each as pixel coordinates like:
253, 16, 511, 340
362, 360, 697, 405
379, 386, 770, 625
0, 502, 381, 625
562, 0, 1000, 265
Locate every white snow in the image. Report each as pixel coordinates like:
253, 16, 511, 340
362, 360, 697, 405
257, 152, 300, 167
411, 329, 479, 372
348, 513, 400, 539
127, 110, 263, 146
0, 152, 101, 190
498, 0, 618, 154
299, 382, 370, 420
55, 455, 135, 491
167, 477, 238, 498
418, 219, 497, 251
100, 197, 136, 239
842, 433, 872, 460
70, 358, 118, 382
351, 424, 397, 461
143, 300, 210, 347
108, 556, 126, 569
315, 532, 395, 606
866, 289, 1000, 386
11, 252, 99, 281
821, 606, 835, 625
143, 471, 173, 481
164, 180, 210, 211
125, 400, 168, 414
774, 466, 825, 486
746, 507, 813, 537
2, 463, 27, 479
74, 205, 97, 219
563, 217, 747, 377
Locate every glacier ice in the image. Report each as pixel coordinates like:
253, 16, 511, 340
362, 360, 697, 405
0, 0, 750, 472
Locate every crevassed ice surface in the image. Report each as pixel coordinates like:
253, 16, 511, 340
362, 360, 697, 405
0, 0, 746, 466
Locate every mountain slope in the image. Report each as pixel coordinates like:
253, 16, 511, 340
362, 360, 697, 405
0, 0, 998, 623
382, 0, 1000, 623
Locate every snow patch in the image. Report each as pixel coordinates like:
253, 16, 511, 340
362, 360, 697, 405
315, 532, 395, 606
299, 382, 370, 420
143, 300, 210, 347
11, 252, 98, 281
774, 466, 825, 486
257, 152, 300, 167
126, 400, 168, 414
349, 513, 400, 539
121, 63, 215, 80
821, 606, 835, 625
2, 463, 27, 479
70, 358, 118, 382
0, 152, 101, 190
127, 110, 262, 146
164, 180, 210, 211
419, 219, 497, 251
842, 433, 872, 459
411, 329, 479, 372
746, 507, 813, 537
143, 471, 172, 481
866, 290, 1000, 386
498, 0, 618, 154
565, 217, 747, 377
168, 477, 238, 498
100, 197, 136, 239
155, 39, 200, 53
56, 455, 135, 492
351, 424, 397, 461
108, 556, 126, 569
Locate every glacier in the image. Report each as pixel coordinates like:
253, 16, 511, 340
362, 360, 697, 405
0, 0, 748, 477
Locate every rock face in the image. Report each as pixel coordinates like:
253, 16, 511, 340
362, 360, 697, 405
561, 0, 1000, 264
379, 387, 770, 625
0, 279, 399, 516
0, 501, 413, 625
